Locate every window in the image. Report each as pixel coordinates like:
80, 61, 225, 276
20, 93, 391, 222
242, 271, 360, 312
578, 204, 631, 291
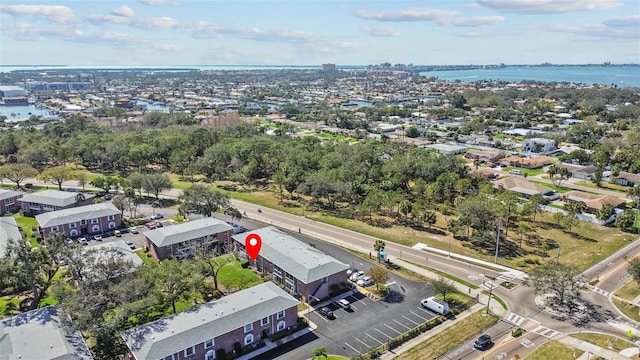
91, 218, 99, 224
204, 338, 214, 349
161, 355, 174, 360
184, 346, 194, 356
244, 334, 253, 346
277, 320, 286, 332
70, 229, 78, 237
244, 323, 253, 333
277, 310, 285, 319
205, 350, 215, 360
81, 219, 87, 225
261, 317, 269, 326
51, 226, 58, 232
107, 215, 115, 221
69, 222, 76, 228
108, 222, 116, 229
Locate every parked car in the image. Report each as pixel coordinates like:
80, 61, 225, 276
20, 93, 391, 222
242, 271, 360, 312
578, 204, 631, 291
129, 226, 139, 234
232, 226, 247, 234
346, 268, 358, 276
156, 221, 164, 228
93, 234, 102, 241
104, 194, 113, 200
125, 241, 136, 250
421, 296, 450, 315
78, 237, 88, 245
337, 299, 351, 310
146, 222, 156, 229
114, 230, 122, 237
151, 213, 164, 220
350, 270, 365, 282
474, 334, 492, 350
318, 307, 334, 319
357, 276, 374, 287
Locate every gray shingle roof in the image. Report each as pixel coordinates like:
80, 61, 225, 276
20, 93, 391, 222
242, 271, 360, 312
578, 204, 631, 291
0, 217, 21, 258
35, 203, 120, 228
232, 226, 349, 284
122, 281, 299, 359
0, 306, 93, 360
0, 189, 23, 201
20, 190, 92, 208
144, 217, 233, 247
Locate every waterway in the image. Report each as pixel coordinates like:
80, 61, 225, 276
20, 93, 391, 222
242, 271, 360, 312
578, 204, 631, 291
0, 104, 59, 122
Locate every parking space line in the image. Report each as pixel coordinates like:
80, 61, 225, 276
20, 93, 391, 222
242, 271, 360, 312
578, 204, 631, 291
350, 304, 358, 311
393, 319, 412, 330
385, 324, 403, 335
375, 328, 392, 339
312, 313, 329, 323
354, 337, 370, 348
365, 332, 384, 346
416, 307, 432, 314
402, 314, 420, 326
349, 295, 368, 305
410, 310, 429, 321
345, 342, 360, 355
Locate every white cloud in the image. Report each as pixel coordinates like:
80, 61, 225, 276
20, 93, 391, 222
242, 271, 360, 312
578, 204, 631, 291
85, 14, 130, 25
476, 0, 623, 14
353, 8, 459, 22
603, 14, 640, 28
539, 18, 640, 39
85, 14, 180, 29
360, 25, 401, 37
138, 0, 179, 6
0, 4, 76, 23
439, 15, 505, 27
111, 5, 134, 18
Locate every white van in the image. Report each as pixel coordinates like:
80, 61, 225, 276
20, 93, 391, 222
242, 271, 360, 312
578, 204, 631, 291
421, 296, 450, 315
509, 169, 522, 175
337, 299, 351, 310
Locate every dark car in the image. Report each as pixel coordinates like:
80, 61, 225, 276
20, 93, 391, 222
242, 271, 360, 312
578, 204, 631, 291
233, 226, 247, 234
474, 334, 492, 350
318, 307, 334, 319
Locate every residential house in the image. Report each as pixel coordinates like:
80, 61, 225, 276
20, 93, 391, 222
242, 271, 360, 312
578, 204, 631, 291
0, 216, 22, 257
562, 190, 626, 213
522, 138, 557, 154
499, 156, 553, 169
0, 189, 23, 215
232, 226, 349, 303
613, 172, 640, 187
557, 163, 597, 180
465, 149, 504, 163
493, 177, 557, 199
122, 281, 299, 360
35, 202, 121, 239
20, 189, 94, 215
0, 306, 93, 360
144, 217, 233, 261
422, 143, 466, 155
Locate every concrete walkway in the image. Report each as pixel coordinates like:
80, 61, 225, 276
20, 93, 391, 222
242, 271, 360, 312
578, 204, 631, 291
558, 335, 631, 360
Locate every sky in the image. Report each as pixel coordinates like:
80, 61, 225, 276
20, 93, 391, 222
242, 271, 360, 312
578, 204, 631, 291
0, 0, 639, 66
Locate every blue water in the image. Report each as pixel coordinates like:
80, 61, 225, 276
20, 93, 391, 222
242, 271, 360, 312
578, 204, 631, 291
0, 104, 58, 121
419, 66, 640, 88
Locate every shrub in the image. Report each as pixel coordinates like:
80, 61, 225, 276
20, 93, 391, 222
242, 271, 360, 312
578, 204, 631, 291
233, 341, 242, 355
512, 327, 525, 337
216, 348, 226, 360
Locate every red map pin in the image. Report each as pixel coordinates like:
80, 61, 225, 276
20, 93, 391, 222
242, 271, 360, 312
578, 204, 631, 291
245, 233, 262, 261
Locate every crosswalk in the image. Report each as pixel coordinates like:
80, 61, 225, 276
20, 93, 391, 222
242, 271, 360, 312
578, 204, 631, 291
591, 287, 610, 297
506, 312, 526, 326
532, 325, 561, 338
504, 312, 562, 339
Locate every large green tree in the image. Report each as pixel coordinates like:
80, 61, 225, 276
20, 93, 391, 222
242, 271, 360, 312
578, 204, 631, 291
0, 163, 38, 189
525, 262, 584, 306
179, 184, 238, 217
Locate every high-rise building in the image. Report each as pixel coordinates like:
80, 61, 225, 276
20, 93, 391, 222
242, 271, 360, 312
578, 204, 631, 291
321, 63, 336, 72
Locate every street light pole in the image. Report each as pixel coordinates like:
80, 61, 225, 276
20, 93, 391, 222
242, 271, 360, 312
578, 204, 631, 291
494, 219, 502, 264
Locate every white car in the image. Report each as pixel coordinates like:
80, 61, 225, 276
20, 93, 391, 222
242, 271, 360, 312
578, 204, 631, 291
357, 276, 374, 287
350, 271, 365, 282
129, 227, 139, 234
77, 237, 88, 245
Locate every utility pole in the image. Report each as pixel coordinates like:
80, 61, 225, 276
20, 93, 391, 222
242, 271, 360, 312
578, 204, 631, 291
556, 246, 561, 265
494, 219, 502, 264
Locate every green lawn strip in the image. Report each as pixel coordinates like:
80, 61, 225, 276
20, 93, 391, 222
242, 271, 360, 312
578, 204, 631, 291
217, 258, 263, 292
307, 356, 349, 360
575, 180, 629, 194
525, 340, 583, 360
135, 250, 157, 266
529, 180, 572, 193
13, 213, 40, 247
571, 332, 635, 351
166, 172, 206, 190
612, 298, 640, 322
401, 259, 479, 289
615, 280, 640, 302
394, 310, 499, 360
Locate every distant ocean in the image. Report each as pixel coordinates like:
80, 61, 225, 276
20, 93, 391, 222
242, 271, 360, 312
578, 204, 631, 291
1, 64, 638, 88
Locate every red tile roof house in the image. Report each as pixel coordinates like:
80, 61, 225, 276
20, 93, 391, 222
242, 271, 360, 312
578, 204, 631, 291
562, 190, 626, 214
35, 202, 121, 239
232, 226, 349, 303
143, 217, 234, 261
19, 189, 95, 215
0, 305, 94, 360
0, 188, 23, 215
122, 281, 299, 360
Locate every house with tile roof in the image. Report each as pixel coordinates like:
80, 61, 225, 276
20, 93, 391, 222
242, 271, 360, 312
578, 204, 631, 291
0, 188, 23, 215
232, 226, 349, 303
20, 189, 94, 215
35, 202, 121, 239
0, 305, 93, 360
493, 177, 557, 199
562, 190, 626, 213
122, 281, 299, 360
144, 217, 234, 261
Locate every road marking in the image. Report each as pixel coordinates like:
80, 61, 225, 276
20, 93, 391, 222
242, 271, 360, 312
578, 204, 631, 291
393, 319, 412, 330
354, 337, 370, 348
385, 281, 396, 286
385, 324, 403, 335
591, 287, 610, 297
344, 342, 360, 354
410, 310, 429, 321
520, 338, 534, 348
375, 328, 392, 339
468, 275, 479, 281
365, 332, 384, 345
350, 304, 358, 311
401, 314, 420, 326
506, 312, 525, 326
349, 295, 367, 305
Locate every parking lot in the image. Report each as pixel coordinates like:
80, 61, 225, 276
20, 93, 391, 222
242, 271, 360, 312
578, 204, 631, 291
306, 288, 439, 357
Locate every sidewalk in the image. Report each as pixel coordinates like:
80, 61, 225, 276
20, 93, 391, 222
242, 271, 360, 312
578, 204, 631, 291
559, 335, 631, 360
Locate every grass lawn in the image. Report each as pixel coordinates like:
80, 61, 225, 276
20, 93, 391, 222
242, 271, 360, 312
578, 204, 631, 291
0, 297, 21, 318
136, 250, 157, 266
525, 340, 583, 360
13, 213, 40, 247
615, 280, 640, 302
612, 298, 640, 322
394, 310, 498, 360
529, 180, 572, 193
572, 332, 635, 351
575, 180, 629, 194
217, 257, 263, 293
307, 356, 349, 360
166, 172, 206, 190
